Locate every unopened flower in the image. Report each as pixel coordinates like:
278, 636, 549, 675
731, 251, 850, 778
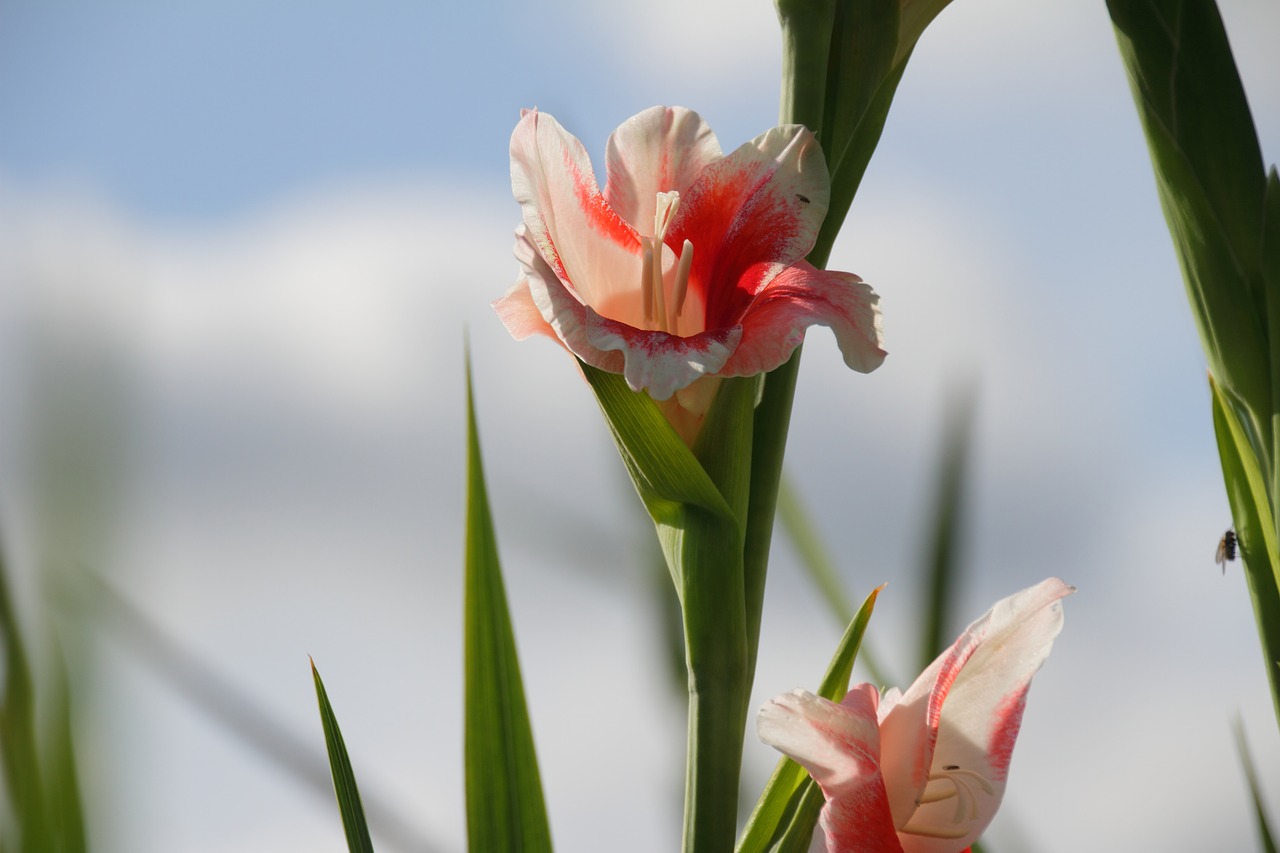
758, 578, 1072, 853
495, 106, 885, 442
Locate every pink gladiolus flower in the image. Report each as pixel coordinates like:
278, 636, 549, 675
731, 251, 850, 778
495, 106, 885, 442
757, 578, 1072, 853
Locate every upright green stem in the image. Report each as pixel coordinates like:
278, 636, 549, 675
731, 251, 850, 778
741, 0, 838, 712
680, 376, 756, 853
680, 512, 750, 853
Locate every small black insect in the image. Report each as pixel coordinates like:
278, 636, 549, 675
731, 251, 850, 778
795, 193, 810, 205
943, 764, 960, 771
1216, 528, 1238, 573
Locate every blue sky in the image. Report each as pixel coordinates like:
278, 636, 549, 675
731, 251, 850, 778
2, 1, 1279, 851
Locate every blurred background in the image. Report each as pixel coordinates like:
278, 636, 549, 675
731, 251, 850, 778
1, 0, 1279, 850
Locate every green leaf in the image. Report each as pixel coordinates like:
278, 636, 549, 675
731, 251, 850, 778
464, 361, 553, 853
0, 539, 49, 853
1108, 0, 1272, 459
807, 0, 901, 269
311, 660, 375, 853
1233, 718, 1278, 853
737, 585, 882, 853
775, 0, 837, 134
579, 363, 734, 533
45, 642, 87, 853
1211, 373, 1280, 728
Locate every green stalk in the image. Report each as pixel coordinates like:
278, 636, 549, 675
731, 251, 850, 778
681, 377, 757, 853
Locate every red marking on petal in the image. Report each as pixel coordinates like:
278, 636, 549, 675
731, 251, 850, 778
986, 687, 1029, 780
565, 150, 641, 253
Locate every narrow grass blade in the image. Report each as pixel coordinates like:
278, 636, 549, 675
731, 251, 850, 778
737, 586, 882, 853
1233, 718, 1278, 853
311, 660, 375, 853
463, 362, 553, 853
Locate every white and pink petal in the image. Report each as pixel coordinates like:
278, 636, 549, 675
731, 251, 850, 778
509, 109, 642, 310
604, 106, 722, 232
758, 686, 904, 853
720, 264, 885, 379
668, 125, 830, 326
879, 579, 1072, 852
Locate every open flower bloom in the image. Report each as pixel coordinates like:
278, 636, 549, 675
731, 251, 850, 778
757, 578, 1072, 853
495, 106, 886, 442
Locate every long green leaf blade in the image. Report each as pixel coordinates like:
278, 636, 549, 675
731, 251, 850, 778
1211, 374, 1280, 728
737, 585, 882, 853
1108, 0, 1272, 453
311, 660, 375, 853
464, 361, 553, 853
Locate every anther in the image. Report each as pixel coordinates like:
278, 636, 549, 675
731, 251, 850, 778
669, 239, 694, 332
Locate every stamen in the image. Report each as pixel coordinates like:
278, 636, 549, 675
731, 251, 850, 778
641, 244, 655, 325
650, 236, 667, 332
669, 239, 694, 333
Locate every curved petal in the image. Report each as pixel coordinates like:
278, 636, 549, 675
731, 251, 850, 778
720, 263, 886, 378
880, 579, 1072, 853
510, 109, 643, 311
604, 106, 722, 232
493, 276, 556, 343
667, 125, 830, 330
584, 314, 739, 401
515, 226, 625, 375
758, 687, 903, 853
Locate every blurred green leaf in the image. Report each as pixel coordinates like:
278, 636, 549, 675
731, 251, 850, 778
1233, 718, 1277, 853
0, 537, 87, 853
775, 475, 890, 687
1211, 374, 1280, 728
311, 660, 375, 853
919, 386, 976, 671
737, 585, 882, 853
464, 363, 553, 853
0, 544, 47, 852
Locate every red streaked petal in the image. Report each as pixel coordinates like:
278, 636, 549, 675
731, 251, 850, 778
510, 109, 643, 311
514, 224, 733, 397
758, 687, 904, 853
720, 262, 886, 378
668, 124, 830, 329
604, 106, 722, 233
881, 579, 1072, 853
